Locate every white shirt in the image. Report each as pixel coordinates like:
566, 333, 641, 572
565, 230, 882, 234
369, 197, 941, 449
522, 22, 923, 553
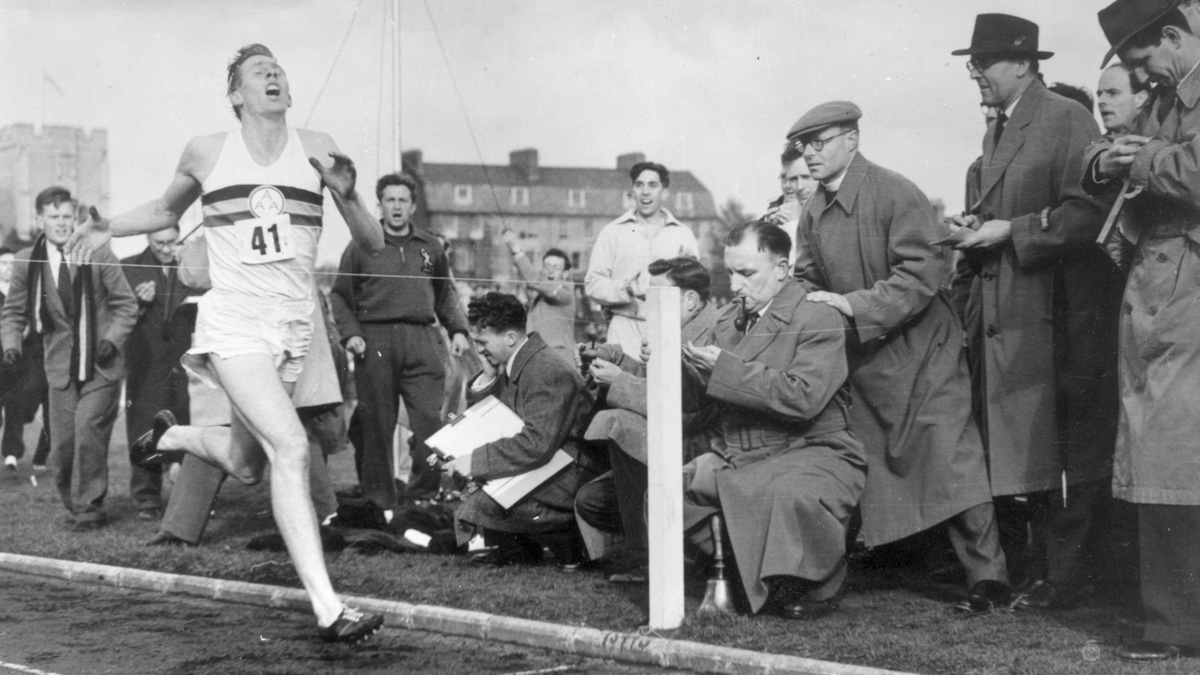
46, 243, 67, 288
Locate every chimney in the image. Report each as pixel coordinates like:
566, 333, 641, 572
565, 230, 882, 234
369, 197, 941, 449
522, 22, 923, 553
617, 152, 645, 173
510, 148, 539, 181
401, 149, 424, 179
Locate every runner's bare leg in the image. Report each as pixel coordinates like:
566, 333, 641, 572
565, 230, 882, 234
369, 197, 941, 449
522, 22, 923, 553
159, 352, 344, 625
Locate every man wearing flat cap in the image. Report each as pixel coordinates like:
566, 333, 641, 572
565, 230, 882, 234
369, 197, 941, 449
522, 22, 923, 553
949, 13, 1122, 611
790, 101, 1010, 614
1083, 0, 1200, 662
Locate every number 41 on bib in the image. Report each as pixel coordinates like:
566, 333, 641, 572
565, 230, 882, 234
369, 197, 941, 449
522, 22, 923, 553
235, 214, 296, 264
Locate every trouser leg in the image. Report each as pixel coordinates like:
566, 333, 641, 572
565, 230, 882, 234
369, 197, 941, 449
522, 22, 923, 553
160, 455, 227, 544
995, 495, 1039, 586
1139, 504, 1200, 650
575, 470, 621, 534
70, 378, 120, 523
32, 394, 51, 467
946, 500, 1009, 586
1041, 479, 1108, 586
356, 324, 400, 511
48, 384, 78, 514
1, 399, 24, 459
126, 369, 163, 511
610, 443, 648, 555
397, 324, 447, 500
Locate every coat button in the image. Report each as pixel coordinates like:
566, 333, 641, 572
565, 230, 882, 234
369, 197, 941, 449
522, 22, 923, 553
1157, 252, 1169, 263
1148, 306, 1158, 316
1124, 302, 1133, 315
986, 326, 998, 338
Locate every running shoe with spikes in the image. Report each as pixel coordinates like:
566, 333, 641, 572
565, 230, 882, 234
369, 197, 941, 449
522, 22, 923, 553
319, 607, 384, 643
130, 410, 184, 467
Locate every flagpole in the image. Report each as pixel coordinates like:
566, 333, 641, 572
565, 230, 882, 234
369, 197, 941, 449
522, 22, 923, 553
392, 0, 401, 172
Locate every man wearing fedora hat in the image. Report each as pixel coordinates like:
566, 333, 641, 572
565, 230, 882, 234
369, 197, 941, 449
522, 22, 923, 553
789, 101, 1011, 615
1083, 0, 1200, 661
948, 13, 1123, 612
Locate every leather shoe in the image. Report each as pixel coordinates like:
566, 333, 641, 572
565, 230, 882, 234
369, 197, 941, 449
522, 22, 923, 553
130, 410, 183, 467
1114, 641, 1188, 662
1015, 581, 1091, 611
71, 518, 107, 533
779, 596, 839, 621
955, 580, 1014, 614
146, 530, 193, 547
471, 545, 542, 567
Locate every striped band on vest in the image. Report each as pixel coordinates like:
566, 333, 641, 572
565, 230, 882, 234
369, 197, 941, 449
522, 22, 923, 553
201, 183, 324, 228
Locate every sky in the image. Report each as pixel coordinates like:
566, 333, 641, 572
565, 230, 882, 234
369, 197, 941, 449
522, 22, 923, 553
0, 0, 1115, 264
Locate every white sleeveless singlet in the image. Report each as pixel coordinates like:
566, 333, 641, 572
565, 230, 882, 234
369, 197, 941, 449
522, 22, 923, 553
199, 128, 323, 301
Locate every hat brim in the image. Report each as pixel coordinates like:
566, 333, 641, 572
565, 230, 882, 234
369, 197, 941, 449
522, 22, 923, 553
951, 46, 1054, 59
1099, 4, 1178, 69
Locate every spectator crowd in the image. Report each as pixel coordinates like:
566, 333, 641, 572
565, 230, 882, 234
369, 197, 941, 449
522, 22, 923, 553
3, 0, 1200, 659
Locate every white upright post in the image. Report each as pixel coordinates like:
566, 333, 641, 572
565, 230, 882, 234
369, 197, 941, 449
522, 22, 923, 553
647, 285, 684, 629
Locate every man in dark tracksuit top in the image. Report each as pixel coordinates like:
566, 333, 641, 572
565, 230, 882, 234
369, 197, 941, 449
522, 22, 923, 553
331, 173, 470, 512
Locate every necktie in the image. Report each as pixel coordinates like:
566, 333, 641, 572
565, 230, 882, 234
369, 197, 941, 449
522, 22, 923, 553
1156, 87, 1178, 126
56, 246, 74, 319
744, 312, 760, 332
994, 111, 1008, 146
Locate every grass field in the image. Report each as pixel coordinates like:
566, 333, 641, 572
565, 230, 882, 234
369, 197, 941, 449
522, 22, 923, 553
0, 414, 1193, 675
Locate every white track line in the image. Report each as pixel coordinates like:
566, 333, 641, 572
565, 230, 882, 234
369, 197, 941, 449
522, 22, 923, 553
0, 662, 66, 675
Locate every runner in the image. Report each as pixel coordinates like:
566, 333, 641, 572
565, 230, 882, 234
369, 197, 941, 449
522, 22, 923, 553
67, 44, 386, 643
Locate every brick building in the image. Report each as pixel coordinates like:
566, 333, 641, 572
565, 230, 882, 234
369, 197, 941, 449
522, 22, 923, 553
400, 148, 721, 284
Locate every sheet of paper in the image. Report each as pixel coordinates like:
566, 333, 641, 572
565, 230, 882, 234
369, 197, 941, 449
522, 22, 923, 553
482, 449, 575, 509
426, 395, 524, 458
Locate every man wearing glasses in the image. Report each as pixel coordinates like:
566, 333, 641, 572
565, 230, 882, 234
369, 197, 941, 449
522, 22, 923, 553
791, 101, 1010, 614
949, 14, 1121, 610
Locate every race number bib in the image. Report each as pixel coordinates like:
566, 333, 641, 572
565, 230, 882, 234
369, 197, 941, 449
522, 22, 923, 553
234, 214, 295, 264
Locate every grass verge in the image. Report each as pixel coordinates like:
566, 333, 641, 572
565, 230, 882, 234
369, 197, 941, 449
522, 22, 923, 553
0, 418, 1190, 675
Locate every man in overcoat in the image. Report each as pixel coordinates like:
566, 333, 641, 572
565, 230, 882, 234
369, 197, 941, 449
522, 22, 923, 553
949, 14, 1122, 602
1084, 0, 1200, 661
0, 186, 137, 531
680, 221, 866, 620
573, 256, 720, 581
121, 225, 202, 520
447, 292, 606, 565
791, 101, 1010, 613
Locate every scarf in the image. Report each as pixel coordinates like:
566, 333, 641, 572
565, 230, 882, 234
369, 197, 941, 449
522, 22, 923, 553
24, 234, 97, 384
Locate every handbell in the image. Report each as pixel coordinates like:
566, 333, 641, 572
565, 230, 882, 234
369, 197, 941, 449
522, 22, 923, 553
698, 514, 737, 615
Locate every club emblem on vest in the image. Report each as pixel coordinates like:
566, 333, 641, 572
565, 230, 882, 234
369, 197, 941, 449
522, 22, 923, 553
248, 185, 286, 218
419, 248, 434, 275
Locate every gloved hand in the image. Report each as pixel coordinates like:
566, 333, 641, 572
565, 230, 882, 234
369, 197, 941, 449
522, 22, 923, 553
95, 340, 118, 366
2, 349, 19, 367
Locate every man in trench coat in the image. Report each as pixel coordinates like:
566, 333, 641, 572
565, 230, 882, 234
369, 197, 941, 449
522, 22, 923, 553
1084, 0, 1200, 661
949, 14, 1121, 603
791, 101, 1010, 613
681, 221, 866, 620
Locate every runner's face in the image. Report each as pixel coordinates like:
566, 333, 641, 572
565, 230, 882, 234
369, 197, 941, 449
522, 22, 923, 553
38, 202, 76, 247
0, 253, 13, 284
379, 184, 415, 233
234, 55, 290, 118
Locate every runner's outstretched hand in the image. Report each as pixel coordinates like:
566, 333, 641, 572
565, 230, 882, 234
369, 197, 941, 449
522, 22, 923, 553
66, 206, 112, 263
309, 151, 357, 199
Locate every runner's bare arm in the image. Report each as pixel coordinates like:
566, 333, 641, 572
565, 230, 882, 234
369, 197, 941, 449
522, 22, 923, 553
66, 135, 218, 262
301, 130, 384, 255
